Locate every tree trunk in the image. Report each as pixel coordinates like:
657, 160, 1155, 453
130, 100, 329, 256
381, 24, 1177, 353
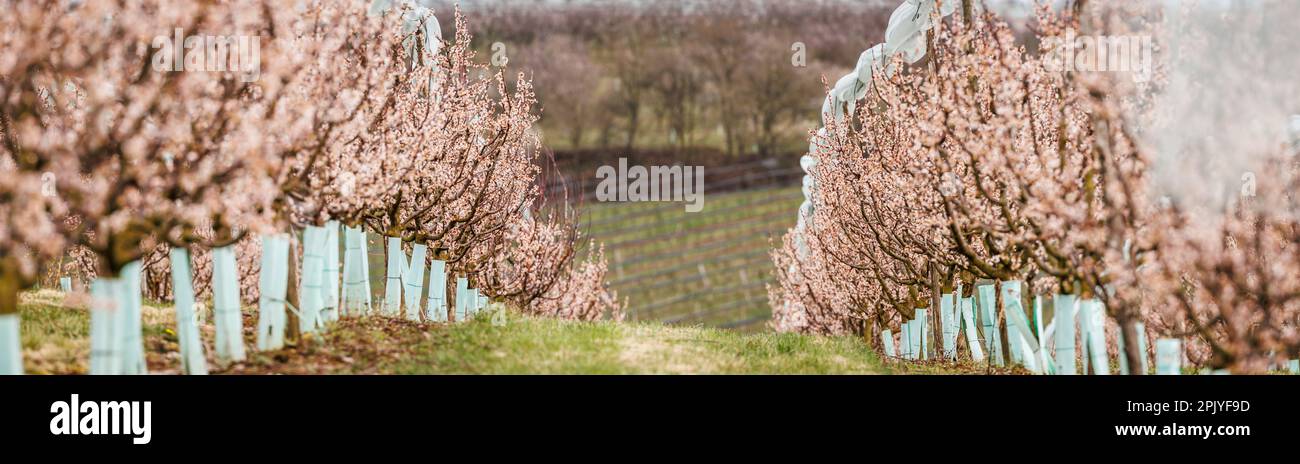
0, 270, 18, 315
0, 254, 37, 313
721, 110, 736, 156
599, 122, 613, 150
624, 103, 640, 152
1121, 316, 1145, 375
446, 269, 457, 323
284, 233, 302, 345
569, 126, 584, 149
929, 264, 942, 359
995, 279, 1010, 367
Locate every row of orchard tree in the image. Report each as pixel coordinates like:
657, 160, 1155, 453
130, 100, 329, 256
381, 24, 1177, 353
0, 0, 619, 375
773, 0, 1300, 373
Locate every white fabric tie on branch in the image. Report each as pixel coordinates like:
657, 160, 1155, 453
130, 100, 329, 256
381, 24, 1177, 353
369, 0, 443, 61
795, 0, 959, 258
1290, 114, 1300, 149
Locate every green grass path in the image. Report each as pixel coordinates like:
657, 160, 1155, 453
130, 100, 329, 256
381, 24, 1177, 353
19, 289, 1022, 374
369, 315, 885, 374
18, 289, 899, 374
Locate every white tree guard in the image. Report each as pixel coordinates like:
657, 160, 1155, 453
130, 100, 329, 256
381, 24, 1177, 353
212, 246, 246, 362
1083, 299, 1110, 375
0, 313, 21, 375
976, 283, 1002, 366
402, 244, 427, 321
119, 261, 147, 374
1053, 294, 1077, 375
170, 248, 208, 374
460, 274, 475, 322
256, 234, 290, 351
321, 221, 342, 323
383, 237, 406, 317
341, 226, 372, 316
960, 295, 984, 362
1155, 338, 1182, 375
880, 329, 897, 359
89, 278, 122, 374
299, 226, 329, 333
940, 293, 956, 359
88, 262, 148, 375
426, 260, 447, 322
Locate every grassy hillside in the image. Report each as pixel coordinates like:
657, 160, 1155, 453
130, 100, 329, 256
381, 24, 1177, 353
7, 289, 998, 375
